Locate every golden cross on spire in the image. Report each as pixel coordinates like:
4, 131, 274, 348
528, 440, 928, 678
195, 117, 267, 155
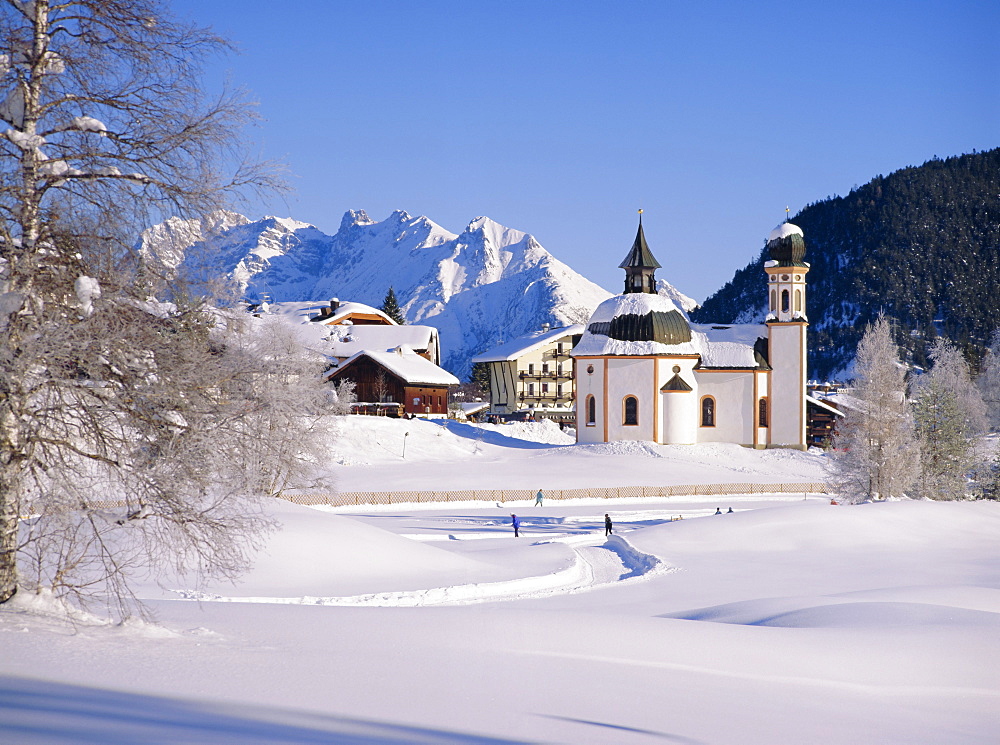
785, 205, 790, 220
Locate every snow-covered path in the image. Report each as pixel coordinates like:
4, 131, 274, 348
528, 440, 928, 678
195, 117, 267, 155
171, 532, 669, 607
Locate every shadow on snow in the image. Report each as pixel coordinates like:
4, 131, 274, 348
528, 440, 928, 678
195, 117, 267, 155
0, 675, 527, 744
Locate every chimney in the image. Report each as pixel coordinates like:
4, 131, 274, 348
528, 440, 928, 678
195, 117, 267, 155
330, 298, 340, 311
541, 322, 550, 332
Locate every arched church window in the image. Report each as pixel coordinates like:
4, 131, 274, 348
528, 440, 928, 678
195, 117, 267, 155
701, 396, 715, 427
794, 289, 802, 313
781, 289, 790, 313
770, 289, 776, 312
623, 396, 639, 426
758, 397, 768, 427
586, 394, 596, 426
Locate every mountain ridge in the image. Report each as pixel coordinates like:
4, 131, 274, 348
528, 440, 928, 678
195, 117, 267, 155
141, 210, 695, 378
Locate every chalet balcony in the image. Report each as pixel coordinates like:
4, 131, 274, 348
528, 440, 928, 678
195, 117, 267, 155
518, 392, 572, 402
518, 370, 573, 380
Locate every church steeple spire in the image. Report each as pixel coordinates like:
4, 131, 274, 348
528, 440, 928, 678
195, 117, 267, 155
619, 209, 661, 294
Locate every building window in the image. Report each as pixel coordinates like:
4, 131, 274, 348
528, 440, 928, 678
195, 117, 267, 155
541, 383, 549, 394
557, 384, 563, 397
528, 363, 534, 374
528, 383, 535, 396
701, 396, 715, 427
542, 362, 549, 374
758, 397, 768, 427
623, 396, 639, 426
586, 395, 596, 426
794, 289, 802, 313
770, 289, 776, 312
781, 289, 790, 313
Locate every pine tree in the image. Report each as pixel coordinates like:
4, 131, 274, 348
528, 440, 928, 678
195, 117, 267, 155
912, 338, 986, 499
380, 286, 406, 325
827, 316, 920, 503
470, 362, 491, 396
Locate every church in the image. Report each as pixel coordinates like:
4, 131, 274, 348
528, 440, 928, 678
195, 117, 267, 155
572, 215, 809, 449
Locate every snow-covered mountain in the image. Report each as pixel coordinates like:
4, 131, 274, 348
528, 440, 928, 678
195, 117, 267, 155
140, 209, 697, 378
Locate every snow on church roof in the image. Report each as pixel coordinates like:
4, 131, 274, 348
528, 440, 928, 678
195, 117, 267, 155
585, 291, 686, 324
768, 221, 804, 242
572, 290, 767, 368
573, 292, 700, 357
692, 323, 768, 368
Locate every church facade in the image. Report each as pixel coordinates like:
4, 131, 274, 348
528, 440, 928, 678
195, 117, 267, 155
572, 218, 809, 449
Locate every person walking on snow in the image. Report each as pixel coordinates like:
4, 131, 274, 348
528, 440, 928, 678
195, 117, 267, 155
604, 513, 613, 536
511, 514, 521, 538
535, 489, 544, 507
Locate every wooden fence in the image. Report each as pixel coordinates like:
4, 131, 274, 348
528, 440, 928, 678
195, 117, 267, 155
280, 482, 829, 507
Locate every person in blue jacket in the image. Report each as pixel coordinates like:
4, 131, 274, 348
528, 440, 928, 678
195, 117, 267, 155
534, 489, 544, 507
511, 514, 521, 537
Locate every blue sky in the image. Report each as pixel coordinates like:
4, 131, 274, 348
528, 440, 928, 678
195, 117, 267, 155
171, 0, 998, 303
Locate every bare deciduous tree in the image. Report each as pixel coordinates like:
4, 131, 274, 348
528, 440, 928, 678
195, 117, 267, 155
827, 316, 920, 503
0, 0, 294, 617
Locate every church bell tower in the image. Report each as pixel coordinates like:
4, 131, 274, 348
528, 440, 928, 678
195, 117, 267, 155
764, 219, 809, 449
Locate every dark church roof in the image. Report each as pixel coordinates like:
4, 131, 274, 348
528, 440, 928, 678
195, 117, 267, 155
618, 221, 661, 270
588, 309, 692, 345
661, 373, 693, 391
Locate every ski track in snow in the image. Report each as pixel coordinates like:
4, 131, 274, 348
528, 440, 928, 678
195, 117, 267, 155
171, 534, 671, 608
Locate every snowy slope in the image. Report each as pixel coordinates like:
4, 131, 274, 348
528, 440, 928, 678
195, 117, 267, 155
2, 415, 998, 744
141, 209, 620, 378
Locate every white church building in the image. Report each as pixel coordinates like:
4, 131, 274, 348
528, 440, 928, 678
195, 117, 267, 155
572, 216, 809, 449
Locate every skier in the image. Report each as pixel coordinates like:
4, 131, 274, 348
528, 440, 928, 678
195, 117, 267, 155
727, 507, 734, 514
534, 489, 544, 507
604, 513, 613, 536
715, 507, 722, 515
511, 514, 521, 538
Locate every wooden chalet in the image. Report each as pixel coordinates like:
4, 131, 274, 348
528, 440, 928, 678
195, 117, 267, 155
806, 383, 847, 448
327, 345, 460, 418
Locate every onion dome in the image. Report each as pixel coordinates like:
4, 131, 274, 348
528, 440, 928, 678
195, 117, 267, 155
766, 221, 807, 267
585, 292, 691, 346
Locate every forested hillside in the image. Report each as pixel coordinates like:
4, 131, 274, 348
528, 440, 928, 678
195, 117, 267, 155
693, 149, 1000, 379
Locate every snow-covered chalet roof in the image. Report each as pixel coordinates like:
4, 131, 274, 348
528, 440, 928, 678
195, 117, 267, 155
324, 324, 438, 360
250, 300, 393, 326
806, 394, 845, 417
245, 300, 439, 361
471, 325, 585, 364
338, 346, 460, 387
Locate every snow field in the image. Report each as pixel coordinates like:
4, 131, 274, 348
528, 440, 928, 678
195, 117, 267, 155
2, 416, 999, 744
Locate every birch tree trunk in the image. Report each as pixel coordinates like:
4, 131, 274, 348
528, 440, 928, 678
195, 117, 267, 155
0, 0, 287, 614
